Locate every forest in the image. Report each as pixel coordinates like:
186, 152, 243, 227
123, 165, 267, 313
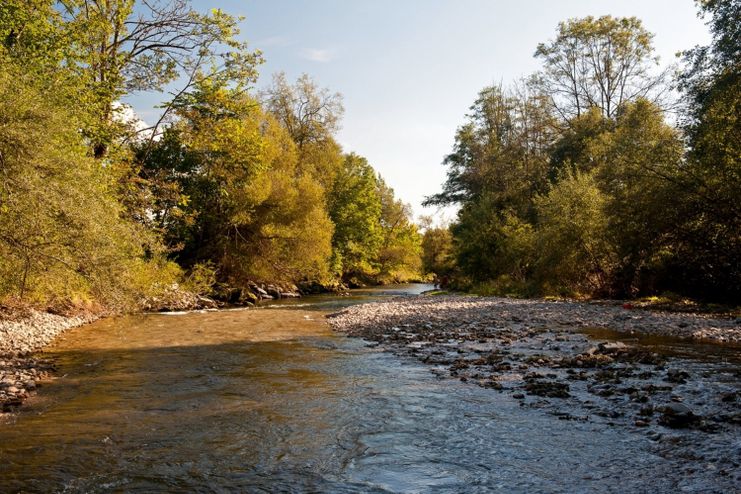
424, 1, 739, 303
0, 0, 738, 313
0, 0, 422, 311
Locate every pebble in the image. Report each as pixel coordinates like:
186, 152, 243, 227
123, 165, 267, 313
328, 295, 740, 343
1, 309, 98, 413
327, 294, 739, 437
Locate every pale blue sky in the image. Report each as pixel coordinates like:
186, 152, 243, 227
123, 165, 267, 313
127, 0, 711, 222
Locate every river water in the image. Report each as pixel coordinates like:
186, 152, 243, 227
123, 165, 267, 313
0, 285, 738, 493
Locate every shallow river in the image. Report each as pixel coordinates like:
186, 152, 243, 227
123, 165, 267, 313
0, 285, 738, 492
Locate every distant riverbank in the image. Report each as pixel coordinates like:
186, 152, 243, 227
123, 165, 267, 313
329, 295, 741, 344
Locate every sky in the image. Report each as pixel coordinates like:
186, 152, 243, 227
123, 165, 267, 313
127, 0, 711, 224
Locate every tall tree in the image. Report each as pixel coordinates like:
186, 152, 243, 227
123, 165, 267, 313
327, 153, 383, 280
533, 15, 667, 121
139, 79, 334, 284
673, 0, 741, 301
4, 0, 263, 158
425, 84, 553, 213
376, 179, 422, 282
420, 224, 454, 278
262, 72, 344, 188
0, 55, 177, 308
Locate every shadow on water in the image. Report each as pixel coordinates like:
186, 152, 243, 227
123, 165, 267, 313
0, 329, 671, 493
0, 285, 737, 492
581, 326, 741, 362
259, 283, 436, 312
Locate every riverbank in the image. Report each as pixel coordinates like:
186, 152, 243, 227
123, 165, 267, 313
328, 295, 741, 434
0, 279, 317, 415
329, 295, 741, 343
0, 308, 101, 413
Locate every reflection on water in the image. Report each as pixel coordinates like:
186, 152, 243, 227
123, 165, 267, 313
260, 283, 436, 312
0, 285, 737, 492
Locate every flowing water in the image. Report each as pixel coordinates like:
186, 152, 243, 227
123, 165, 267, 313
0, 285, 738, 493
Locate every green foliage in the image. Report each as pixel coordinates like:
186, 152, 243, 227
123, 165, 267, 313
376, 180, 422, 282
421, 226, 454, 277
327, 154, 383, 280
431, 10, 738, 302
534, 171, 614, 295
0, 56, 179, 310
139, 79, 334, 285
425, 84, 553, 211
672, 0, 741, 301
2, 0, 263, 159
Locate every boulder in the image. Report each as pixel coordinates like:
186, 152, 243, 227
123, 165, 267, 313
658, 402, 700, 428
239, 290, 259, 305
196, 296, 219, 309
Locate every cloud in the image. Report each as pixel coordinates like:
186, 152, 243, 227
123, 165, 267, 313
300, 47, 335, 63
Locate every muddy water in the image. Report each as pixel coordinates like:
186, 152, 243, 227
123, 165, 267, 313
0, 286, 737, 492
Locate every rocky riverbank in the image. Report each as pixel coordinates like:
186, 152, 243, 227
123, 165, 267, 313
0, 308, 100, 415
140, 281, 337, 312
328, 295, 741, 445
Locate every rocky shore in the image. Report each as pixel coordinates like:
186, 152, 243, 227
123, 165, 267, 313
140, 281, 333, 312
329, 295, 741, 344
0, 309, 100, 415
328, 295, 741, 462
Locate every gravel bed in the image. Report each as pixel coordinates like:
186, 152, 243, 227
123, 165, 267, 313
0, 310, 99, 415
328, 295, 741, 343
328, 295, 741, 438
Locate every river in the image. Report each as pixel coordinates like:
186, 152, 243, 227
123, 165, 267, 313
0, 284, 738, 492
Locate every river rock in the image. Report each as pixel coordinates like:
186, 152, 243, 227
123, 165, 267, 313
240, 290, 259, 305
196, 296, 219, 309
658, 402, 700, 428
666, 369, 690, 384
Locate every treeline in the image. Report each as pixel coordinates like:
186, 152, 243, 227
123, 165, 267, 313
424, 3, 740, 303
0, 1, 420, 311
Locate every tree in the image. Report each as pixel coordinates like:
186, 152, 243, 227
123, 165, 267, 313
534, 16, 667, 121
425, 84, 553, 214
139, 79, 334, 285
548, 107, 612, 180
673, 0, 741, 301
421, 224, 454, 278
534, 171, 614, 295
0, 55, 178, 308
262, 72, 343, 150
424, 85, 553, 286
598, 99, 684, 295
262, 72, 345, 188
2, 1, 263, 158
376, 179, 422, 282
327, 153, 383, 280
